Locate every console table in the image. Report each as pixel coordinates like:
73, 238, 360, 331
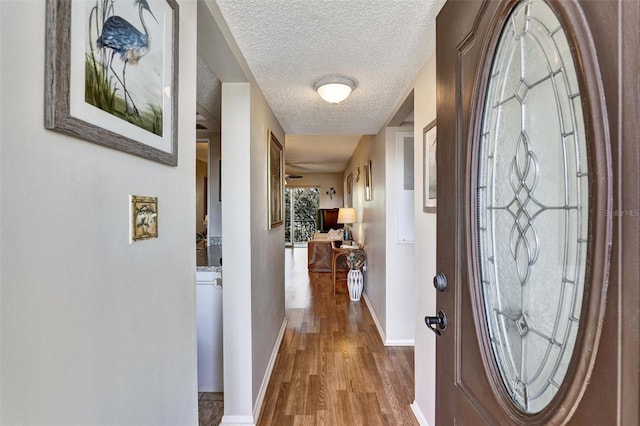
331, 245, 365, 297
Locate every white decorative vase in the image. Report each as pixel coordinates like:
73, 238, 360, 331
347, 269, 364, 302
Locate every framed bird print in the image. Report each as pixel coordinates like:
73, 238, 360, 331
45, 0, 179, 166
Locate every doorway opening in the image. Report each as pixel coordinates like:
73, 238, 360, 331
195, 139, 209, 248
285, 187, 320, 247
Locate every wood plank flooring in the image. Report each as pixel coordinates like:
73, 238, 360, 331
257, 247, 417, 426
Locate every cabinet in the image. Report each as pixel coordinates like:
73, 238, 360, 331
196, 271, 223, 392
317, 208, 339, 232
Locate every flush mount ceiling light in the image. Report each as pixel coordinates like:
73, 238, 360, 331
313, 76, 357, 104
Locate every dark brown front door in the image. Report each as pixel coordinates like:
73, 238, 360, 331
434, 0, 638, 424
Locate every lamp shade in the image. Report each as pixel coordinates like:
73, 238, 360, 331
313, 76, 357, 104
337, 207, 357, 224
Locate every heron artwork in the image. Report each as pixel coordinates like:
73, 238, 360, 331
95, 0, 158, 117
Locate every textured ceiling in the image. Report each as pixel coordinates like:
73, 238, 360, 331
214, 0, 445, 136
285, 135, 362, 174
196, 55, 221, 132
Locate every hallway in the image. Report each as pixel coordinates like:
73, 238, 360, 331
257, 247, 418, 425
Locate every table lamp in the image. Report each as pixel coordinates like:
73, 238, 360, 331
337, 207, 357, 242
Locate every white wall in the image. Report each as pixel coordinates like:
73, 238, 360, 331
344, 137, 372, 245
221, 83, 254, 421
347, 124, 417, 347
0, 1, 198, 424
287, 173, 344, 209
385, 127, 416, 344
412, 54, 438, 426
214, 59, 287, 426
0, 1, 3, 417
249, 82, 286, 411
345, 135, 388, 337
219, 82, 286, 425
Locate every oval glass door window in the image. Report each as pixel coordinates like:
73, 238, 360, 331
476, 0, 589, 413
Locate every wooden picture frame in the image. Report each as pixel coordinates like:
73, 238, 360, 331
268, 130, 284, 229
423, 120, 437, 213
346, 172, 354, 207
218, 159, 222, 202
45, 0, 180, 166
364, 160, 372, 201
131, 195, 158, 241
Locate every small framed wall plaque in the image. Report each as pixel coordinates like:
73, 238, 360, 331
131, 195, 158, 241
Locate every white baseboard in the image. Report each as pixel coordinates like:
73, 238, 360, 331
252, 317, 288, 421
410, 401, 431, 426
219, 415, 255, 426
362, 292, 415, 347
385, 338, 415, 346
362, 292, 386, 343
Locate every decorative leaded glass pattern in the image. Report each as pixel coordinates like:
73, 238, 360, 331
476, 0, 589, 413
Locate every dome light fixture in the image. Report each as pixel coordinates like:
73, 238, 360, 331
313, 76, 357, 104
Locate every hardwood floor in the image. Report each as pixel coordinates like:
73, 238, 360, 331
257, 247, 417, 425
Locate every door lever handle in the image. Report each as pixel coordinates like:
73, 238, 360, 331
424, 310, 448, 336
